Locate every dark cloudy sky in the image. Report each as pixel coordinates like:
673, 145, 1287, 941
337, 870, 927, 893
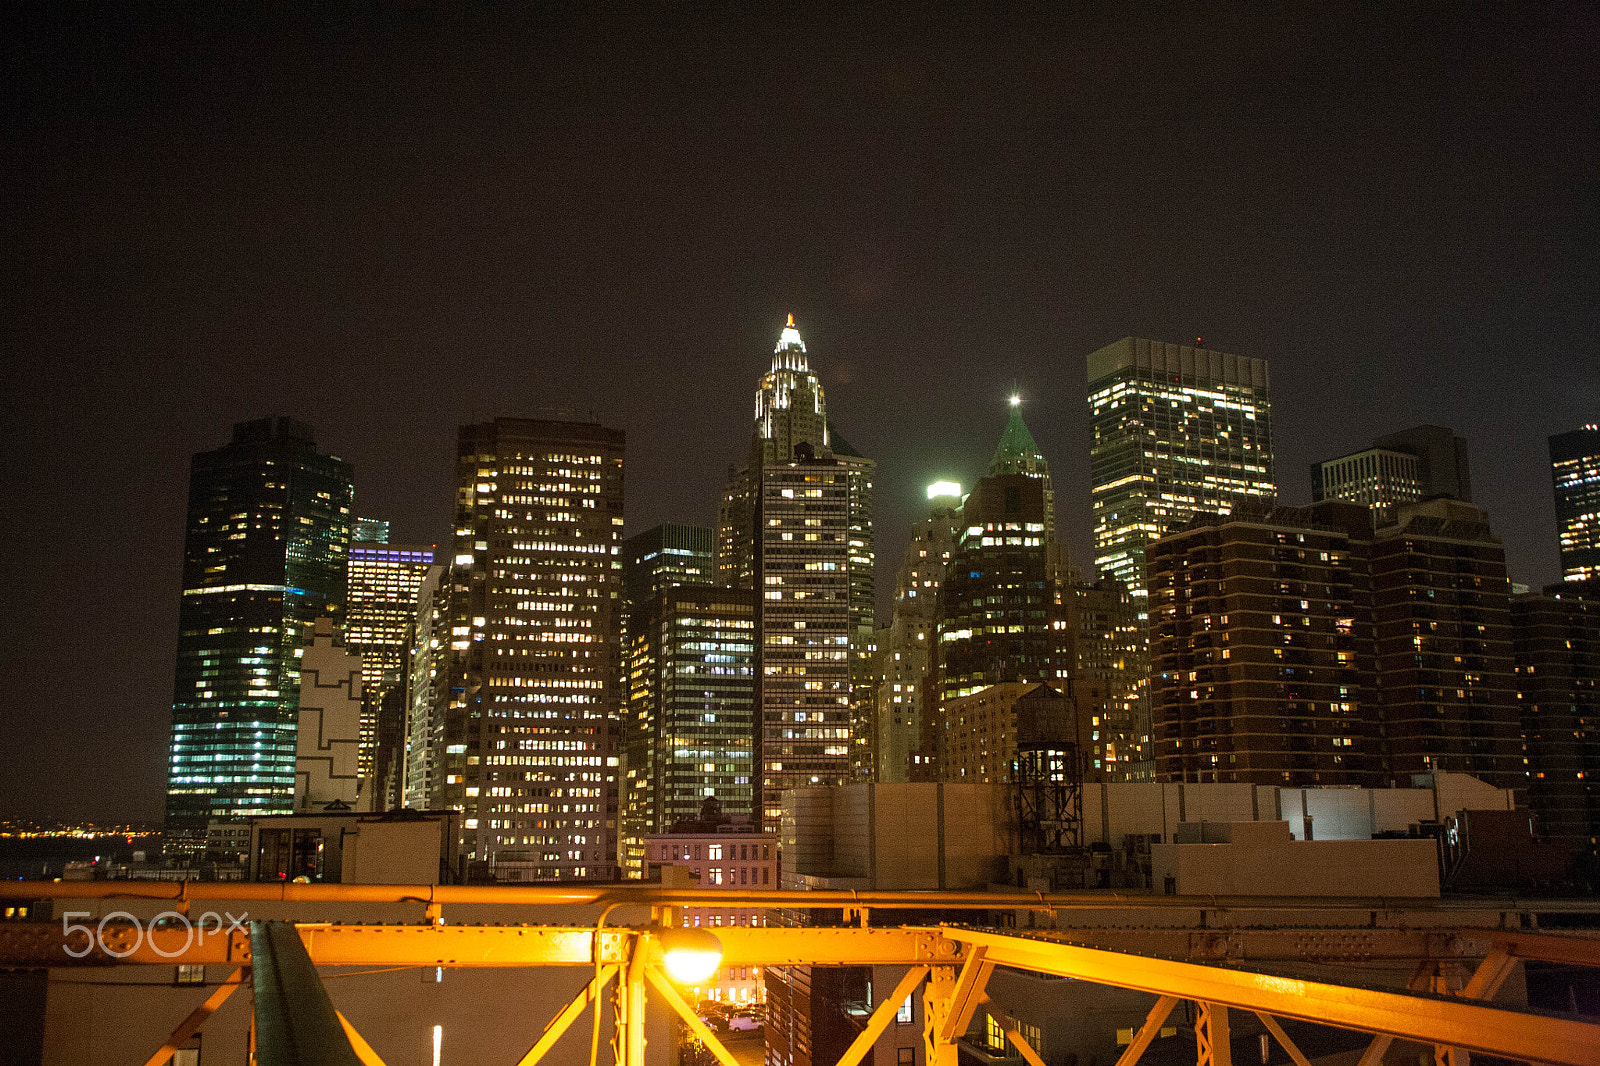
3, 4, 1597, 822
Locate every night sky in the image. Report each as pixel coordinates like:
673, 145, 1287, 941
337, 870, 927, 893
4, 5, 1597, 822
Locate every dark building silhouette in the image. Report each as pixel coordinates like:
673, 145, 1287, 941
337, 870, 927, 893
1312, 424, 1472, 511
1368, 499, 1521, 788
1511, 581, 1600, 867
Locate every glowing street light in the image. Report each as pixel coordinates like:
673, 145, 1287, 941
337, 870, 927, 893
658, 926, 723, 985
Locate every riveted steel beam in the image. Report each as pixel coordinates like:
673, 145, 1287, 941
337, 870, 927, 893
936, 927, 1600, 1066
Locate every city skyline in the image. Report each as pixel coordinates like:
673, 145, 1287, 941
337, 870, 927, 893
6, 6, 1599, 822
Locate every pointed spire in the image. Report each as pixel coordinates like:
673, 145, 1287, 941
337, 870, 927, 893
776, 313, 806, 355
787, 313, 795, 328
991, 396, 1042, 473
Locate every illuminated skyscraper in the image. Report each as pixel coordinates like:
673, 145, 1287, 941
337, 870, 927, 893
623, 523, 715, 634
989, 396, 1056, 543
164, 418, 353, 851
443, 418, 625, 881
1087, 338, 1275, 598
404, 563, 449, 810
717, 317, 875, 825
345, 538, 437, 807
621, 585, 757, 876
1551, 424, 1600, 584
620, 524, 751, 876
874, 483, 961, 783
937, 474, 1060, 702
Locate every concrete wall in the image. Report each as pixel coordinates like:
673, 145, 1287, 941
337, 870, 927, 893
1150, 837, 1440, 897
783, 783, 1014, 889
1086, 773, 1514, 845
343, 819, 450, 884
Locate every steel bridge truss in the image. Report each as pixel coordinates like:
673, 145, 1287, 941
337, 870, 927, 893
1, 884, 1598, 1066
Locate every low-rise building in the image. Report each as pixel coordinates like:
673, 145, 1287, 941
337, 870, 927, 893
645, 827, 776, 1006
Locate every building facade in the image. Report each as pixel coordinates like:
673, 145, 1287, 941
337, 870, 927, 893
403, 564, 449, 810
1148, 498, 1522, 790
1148, 501, 1381, 786
717, 317, 875, 827
874, 485, 960, 783
293, 617, 365, 810
1061, 579, 1147, 780
757, 452, 876, 822
621, 585, 757, 876
1511, 583, 1600, 865
164, 418, 354, 851
1550, 424, 1600, 584
1087, 337, 1275, 600
936, 474, 1061, 702
644, 830, 777, 1005
622, 523, 715, 632
1312, 424, 1471, 512
1368, 499, 1521, 788
442, 418, 625, 881
345, 540, 437, 806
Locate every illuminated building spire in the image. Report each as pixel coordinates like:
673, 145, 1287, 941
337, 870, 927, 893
754, 314, 829, 463
988, 394, 1056, 543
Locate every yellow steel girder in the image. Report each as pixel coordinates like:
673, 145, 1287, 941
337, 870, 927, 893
0, 922, 963, 968
8, 910, 1600, 1066
937, 927, 1600, 1066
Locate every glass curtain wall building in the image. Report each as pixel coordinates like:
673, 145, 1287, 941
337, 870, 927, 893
164, 418, 353, 852
1087, 338, 1275, 599
621, 585, 757, 876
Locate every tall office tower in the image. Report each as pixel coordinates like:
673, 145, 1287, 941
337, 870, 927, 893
1369, 499, 1521, 788
622, 523, 715, 633
717, 315, 833, 588
1550, 425, 1600, 583
989, 397, 1057, 543
1087, 338, 1275, 599
444, 418, 625, 881
1148, 501, 1381, 786
937, 474, 1063, 702
874, 484, 961, 783
345, 539, 437, 807
1312, 425, 1472, 511
352, 517, 390, 544
164, 418, 354, 851
717, 317, 876, 826
1511, 584, 1600, 863
620, 585, 757, 876
404, 564, 448, 810
758, 451, 875, 822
